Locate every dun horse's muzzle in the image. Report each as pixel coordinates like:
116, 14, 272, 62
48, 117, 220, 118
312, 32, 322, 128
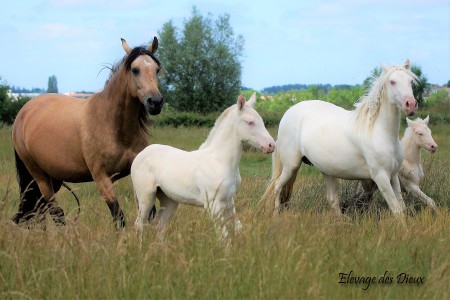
146, 96, 164, 115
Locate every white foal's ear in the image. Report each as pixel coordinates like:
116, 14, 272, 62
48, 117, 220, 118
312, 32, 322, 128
148, 36, 158, 54
406, 117, 414, 127
381, 62, 390, 72
247, 92, 257, 107
403, 59, 411, 70
424, 115, 430, 125
237, 94, 246, 111
121, 38, 132, 55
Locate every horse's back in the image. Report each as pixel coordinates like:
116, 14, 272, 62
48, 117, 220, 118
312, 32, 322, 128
13, 94, 91, 181
278, 100, 370, 179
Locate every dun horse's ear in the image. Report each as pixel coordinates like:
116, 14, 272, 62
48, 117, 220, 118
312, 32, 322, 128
121, 38, 132, 55
247, 92, 257, 107
148, 37, 158, 54
403, 59, 411, 70
237, 94, 246, 111
424, 115, 430, 125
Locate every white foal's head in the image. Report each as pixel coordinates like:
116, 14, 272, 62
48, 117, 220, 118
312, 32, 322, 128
406, 115, 438, 153
383, 59, 418, 116
236, 93, 275, 154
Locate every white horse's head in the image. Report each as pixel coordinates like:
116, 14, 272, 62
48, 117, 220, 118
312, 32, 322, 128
236, 93, 275, 154
383, 59, 418, 116
406, 115, 438, 153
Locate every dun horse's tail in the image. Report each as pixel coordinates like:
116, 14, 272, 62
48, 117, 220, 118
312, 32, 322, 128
62, 182, 81, 222
12, 149, 44, 223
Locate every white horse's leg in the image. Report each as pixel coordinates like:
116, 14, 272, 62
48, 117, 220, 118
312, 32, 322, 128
154, 191, 179, 240
401, 180, 437, 209
134, 177, 157, 231
372, 172, 406, 216
223, 197, 242, 235
391, 174, 406, 212
205, 196, 230, 240
323, 174, 342, 216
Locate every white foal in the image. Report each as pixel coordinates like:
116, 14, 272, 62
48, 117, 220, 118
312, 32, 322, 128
399, 116, 438, 208
131, 93, 275, 239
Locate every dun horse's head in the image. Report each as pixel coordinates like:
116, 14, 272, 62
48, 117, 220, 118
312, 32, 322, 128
383, 59, 418, 116
121, 37, 164, 115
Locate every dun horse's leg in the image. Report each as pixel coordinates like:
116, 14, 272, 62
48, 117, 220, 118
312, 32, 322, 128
94, 175, 125, 229
323, 174, 342, 216
34, 177, 66, 225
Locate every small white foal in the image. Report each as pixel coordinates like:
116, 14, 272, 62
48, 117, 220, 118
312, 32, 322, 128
131, 93, 275, 239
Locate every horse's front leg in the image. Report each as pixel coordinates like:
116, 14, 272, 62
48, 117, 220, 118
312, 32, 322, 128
93, 175, 125, 229
401, 179, 437, 210
391, 174, 406, 212
223, 197, 242, 235
323, 174, 342, 216
205, 196, 230, 241
372, 171, 406, 217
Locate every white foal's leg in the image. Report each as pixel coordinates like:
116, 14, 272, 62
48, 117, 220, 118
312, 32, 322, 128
372, 172, 406, 216
223, 197, 242, 235
154, 191, 179, 240
134, 177, 157, 231
401, 180, 437, 209
205, 196, 230, 241
323, 174, 342, 216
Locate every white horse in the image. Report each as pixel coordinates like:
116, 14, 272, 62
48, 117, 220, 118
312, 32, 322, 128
259, 59, 418, 217
132, 93, 275, 239
356, 116, 438, 210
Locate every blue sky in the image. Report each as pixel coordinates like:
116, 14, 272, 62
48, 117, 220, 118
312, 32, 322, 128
1, 0, 449, 93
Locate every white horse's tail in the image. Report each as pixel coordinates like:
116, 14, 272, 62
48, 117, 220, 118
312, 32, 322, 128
255, 147, 282, 215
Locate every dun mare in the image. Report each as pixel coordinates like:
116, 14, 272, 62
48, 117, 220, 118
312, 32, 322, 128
259, 59, 418, 218
12, 37, 163, 229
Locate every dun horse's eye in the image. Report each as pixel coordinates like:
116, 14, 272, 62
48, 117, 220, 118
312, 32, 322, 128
132, 68, 140, 76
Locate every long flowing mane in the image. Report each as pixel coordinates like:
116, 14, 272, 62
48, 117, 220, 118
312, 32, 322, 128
199, 105, 235, 149
103, 46, 162, 133
353, 66, 418, 130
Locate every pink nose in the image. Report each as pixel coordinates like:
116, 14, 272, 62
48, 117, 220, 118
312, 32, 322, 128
263, 140, 275, 154
403, 96, 418, 116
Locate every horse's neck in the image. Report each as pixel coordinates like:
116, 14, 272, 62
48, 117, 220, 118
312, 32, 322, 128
91, 71, 143, 138
201, 114, 242, 170
401, 130, 421, 165
372, 95, 402, 144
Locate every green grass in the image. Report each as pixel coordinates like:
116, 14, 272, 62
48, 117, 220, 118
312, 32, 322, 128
0, 124, 449, 299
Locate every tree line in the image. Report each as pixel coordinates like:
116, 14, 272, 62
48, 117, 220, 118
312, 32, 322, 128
1, 7, 448, 126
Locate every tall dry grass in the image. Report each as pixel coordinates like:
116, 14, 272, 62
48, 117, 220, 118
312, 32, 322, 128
0, 125, 449, 299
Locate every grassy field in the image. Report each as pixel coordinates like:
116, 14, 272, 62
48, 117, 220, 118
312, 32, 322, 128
0, 122, 449, 299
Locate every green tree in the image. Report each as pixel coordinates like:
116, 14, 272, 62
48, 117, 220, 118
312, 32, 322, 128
47, 75, 58, 93
0, 78, 29, 124
158, 7, 244, 113
445, 80, 450, 88
363, 64, 430, 105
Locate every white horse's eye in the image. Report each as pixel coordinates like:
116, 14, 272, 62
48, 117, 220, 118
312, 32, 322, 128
247, 120, 255, 126
390, 80, 396, 86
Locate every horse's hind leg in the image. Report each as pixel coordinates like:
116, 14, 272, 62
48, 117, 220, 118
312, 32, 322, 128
154, 189, 178, 238
133, 177, 157, 231
274, 154, 301, 212
323, 174, 342, 216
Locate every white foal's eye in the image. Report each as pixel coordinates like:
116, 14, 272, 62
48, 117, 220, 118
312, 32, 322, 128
390, 80, 396, 86
247, 120, 255, 126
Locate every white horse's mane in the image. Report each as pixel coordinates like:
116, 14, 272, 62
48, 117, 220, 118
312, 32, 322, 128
353, 66, 418, 130
199, 105, 235, 149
